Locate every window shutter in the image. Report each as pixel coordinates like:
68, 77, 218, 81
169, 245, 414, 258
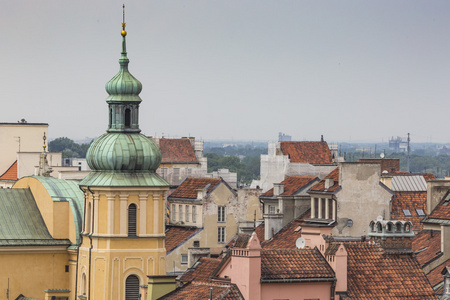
125, 275, 140, 300
128, 204, 137, 236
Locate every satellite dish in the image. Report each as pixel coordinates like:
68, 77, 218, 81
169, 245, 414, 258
295, 237, 306, 249
380, 153, 385, 159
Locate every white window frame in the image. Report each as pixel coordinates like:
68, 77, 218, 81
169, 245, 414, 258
218, 226, 226, 243
218, 206, 226, 222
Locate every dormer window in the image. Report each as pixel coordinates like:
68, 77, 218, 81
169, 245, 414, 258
403, 209, 412, 217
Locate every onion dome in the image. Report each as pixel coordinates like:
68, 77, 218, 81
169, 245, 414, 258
86, 133, 161, 172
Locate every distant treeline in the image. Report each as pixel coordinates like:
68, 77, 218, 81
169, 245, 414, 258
49, 137, 91, 158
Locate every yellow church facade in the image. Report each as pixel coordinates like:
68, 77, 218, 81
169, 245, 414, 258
0, 7, 171, 300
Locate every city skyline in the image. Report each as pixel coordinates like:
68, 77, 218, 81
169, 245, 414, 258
2, 1, 450, 143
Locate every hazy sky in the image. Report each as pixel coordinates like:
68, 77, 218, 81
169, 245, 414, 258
1, 1, 450, 143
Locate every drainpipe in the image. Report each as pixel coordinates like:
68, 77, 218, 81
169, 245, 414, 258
87, 186, 95, 300
74, 186, 87, 298
330, 278, 336, 300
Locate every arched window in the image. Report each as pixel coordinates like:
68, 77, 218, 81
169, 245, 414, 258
128, 204, 137, 236
125, 108, 131, 128
125, 275, 140, 300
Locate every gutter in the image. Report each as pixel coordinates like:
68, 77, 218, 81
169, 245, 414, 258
87, 186, 95, 300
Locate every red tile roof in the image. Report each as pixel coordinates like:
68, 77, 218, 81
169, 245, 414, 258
261, 248, 335, 281
180, 257, 222, 283
280, 141, 333, 164
0, 160, 17, 181
158, 138, 198, 164
158, 282, 243, 300
254, 222, 265, 243
359, 158, 400, 173
165, 225, 201, 253
391, 191, 428, 231
262, 210, 311, 250
309, 168, 339, 193
344, 241, 437, 299
261, 176, 318, 197
426, 259, 450, 290
169, 177, 221, 199
412, 230, 442, 267
427, 191, 450, 220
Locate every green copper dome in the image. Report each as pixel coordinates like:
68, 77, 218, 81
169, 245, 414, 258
86, 133, 161, 172
105, 39, 143, 103
80, 12, 169, 188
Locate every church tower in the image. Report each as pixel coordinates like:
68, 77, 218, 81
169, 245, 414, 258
76, 7, 170, 299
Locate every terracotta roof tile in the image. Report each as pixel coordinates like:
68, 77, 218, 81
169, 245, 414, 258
344, 241, 437, 299
180, 257, 222, 283
428, 191, 450, 220
412, 230, 442, 267
359, 158, 400, 173
165, 225, 201, 253
262, 210, 311, 250
309, 168, 339, 192
426, 259, 450, 289
261, 248, 335, 281
158, 138, 198, 164
280, 141, 333, 164
227, 234, 251, 249
261, 176, 318, 197
169, 177, 221, 199
254, 222, 265, 243
391, 191, 428, 231
158, 282, 243, 300
0, 160, 17, 181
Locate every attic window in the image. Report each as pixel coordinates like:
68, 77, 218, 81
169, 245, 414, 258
193, 241, 200, 247
416, 209, 425, 217
403, 209, 412, 217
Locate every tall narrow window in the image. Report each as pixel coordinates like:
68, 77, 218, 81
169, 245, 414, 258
186, 205, 190, 222
328, 199, 333, 219
86, 202, 92, 233
125, 108, 131, 128
218, 226, 226, 243
179, 205, 183, 222
192, 206, 197, 223
171, 204, 176, 222
81, 273, 87, 296
321, 198, 326, 219
125, 275, 140, 300
314, 198, 319, 218
218, 206, 226, 222
128, 204, 137, 236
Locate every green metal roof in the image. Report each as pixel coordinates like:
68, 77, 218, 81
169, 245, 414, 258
31, 176, 84, 245
0, 188, 70, 246
80, 171, 170, 187
86, 133, 162, 172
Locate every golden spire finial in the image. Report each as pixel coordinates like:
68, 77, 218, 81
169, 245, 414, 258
121, 4, 127, 37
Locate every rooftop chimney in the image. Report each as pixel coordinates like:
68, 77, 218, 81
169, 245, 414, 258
273, 183, 284, 196
324, 178, 334, 190
367, 217, 414, 253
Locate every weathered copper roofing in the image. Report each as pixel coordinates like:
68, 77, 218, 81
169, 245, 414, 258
86, 133, 162, 172
0, 188, 70, 246
105, 20, 142, 103
0, 160, 18, 181
82, 22, 168, 188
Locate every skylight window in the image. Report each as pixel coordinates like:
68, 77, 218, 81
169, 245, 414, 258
403, 209, 412, 217
416, 209, 425, 217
